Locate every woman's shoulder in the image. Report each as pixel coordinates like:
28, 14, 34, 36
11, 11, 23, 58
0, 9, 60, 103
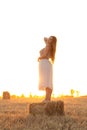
45, 43, 51, 50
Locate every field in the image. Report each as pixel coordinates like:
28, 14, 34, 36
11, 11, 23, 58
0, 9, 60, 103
0, 97, 87, 130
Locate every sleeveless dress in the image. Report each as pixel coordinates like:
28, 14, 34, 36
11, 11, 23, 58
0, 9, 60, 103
38, 44, 53, 90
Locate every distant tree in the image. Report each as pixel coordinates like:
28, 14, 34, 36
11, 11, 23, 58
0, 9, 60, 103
29, 92, 32, 98
11, 95, 17, 99
70, 89, 75, 97
21, 94, 25, 98
76, 90, 80, 97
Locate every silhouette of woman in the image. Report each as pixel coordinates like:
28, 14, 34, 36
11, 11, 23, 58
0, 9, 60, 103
38, 36, 57, 102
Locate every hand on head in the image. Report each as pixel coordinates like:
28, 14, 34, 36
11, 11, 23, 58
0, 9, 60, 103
44, 37, 48, 44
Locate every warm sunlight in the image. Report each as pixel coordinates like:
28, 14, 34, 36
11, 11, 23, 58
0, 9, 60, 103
0, 0, 87, 97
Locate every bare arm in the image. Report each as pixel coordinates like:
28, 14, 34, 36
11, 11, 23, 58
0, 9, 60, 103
38, 44, 50, 61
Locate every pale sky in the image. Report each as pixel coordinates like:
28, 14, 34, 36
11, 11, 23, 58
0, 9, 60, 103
0, 0, 87, 96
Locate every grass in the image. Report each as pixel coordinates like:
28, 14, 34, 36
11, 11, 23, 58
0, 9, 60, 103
0, 97, 87, 130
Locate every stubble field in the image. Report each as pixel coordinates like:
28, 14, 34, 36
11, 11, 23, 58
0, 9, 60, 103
0, 97, 87, 130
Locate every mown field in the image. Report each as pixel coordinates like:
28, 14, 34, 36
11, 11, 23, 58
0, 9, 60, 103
0, 97, 87, 130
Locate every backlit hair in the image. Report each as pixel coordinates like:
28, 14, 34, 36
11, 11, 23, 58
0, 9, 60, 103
50, 36, 57, 64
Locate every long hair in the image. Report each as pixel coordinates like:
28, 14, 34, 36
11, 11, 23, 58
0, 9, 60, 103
50, 36, 57, 64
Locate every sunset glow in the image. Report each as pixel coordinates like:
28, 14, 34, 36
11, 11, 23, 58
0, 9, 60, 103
0, 0, 87, 97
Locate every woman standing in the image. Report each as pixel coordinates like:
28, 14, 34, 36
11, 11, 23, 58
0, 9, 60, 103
38, 36, 57, 102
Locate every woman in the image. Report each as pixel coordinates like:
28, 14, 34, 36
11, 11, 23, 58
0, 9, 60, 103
38, 36, 57, 102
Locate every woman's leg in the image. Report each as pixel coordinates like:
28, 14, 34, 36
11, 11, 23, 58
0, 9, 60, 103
45, 87, 52, 101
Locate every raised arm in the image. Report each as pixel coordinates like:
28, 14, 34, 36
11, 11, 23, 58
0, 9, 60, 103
38, 44, 50, 61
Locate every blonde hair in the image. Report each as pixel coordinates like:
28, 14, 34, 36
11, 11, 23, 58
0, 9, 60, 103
50, 36, 57, 64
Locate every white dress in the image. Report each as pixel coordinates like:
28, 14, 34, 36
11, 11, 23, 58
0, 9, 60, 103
38, 45, 53, 90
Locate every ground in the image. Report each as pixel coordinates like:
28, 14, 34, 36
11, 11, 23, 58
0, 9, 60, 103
0, 97, 87, 130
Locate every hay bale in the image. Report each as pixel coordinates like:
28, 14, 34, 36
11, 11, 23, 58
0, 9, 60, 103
3, 91, 10, 99
29, 100, 64, 116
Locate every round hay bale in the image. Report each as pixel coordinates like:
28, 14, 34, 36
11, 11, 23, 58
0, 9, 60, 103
45, 101, 57, 115
29, 101, 64, 116
56, 100, 65, 115
3, 91, 10, 99
29, 102, 46, 115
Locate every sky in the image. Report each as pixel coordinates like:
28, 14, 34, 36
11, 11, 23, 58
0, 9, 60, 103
0, 0, 87, 96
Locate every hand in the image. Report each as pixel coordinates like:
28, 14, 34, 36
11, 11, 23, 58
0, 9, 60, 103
44, 37, 48, 44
